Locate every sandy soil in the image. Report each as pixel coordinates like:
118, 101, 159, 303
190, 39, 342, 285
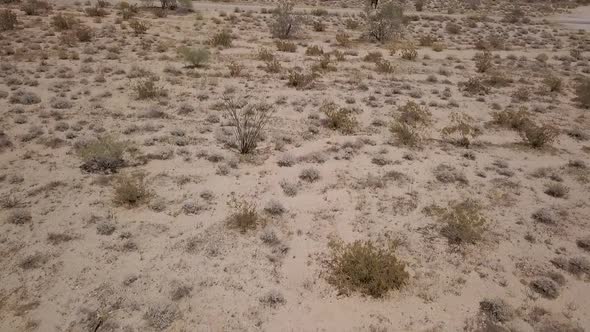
1, 0, 589, 331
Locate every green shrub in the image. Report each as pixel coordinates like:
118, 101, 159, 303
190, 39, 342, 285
321, 102, 358, 134
178, 46, 209, 68
113, 172, 152, 207
326, 240, 409, 298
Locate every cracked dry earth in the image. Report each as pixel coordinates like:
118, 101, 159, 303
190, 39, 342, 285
1, 0, 590, 331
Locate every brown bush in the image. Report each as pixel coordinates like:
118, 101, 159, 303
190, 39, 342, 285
0, 9, 18, 31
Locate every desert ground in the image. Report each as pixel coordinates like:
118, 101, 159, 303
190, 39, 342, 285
1, 0, 590, 331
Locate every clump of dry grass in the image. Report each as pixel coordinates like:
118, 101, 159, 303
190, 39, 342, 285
299, 167, 320, 183
326, 240, 409, 298
226, 197, 263, 233
112, 172, 152, 207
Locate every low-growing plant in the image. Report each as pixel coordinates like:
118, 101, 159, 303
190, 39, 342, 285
85, 5, 108, 17
400, 44, 417, 61
0, 9, 17, 31
321, 102, 358, 134
227, 61, 244, 77
335, 32, 351, 47
226, 197, 262, 233
21, 0, 51, 15
257, 48, 274, 61
326, 240, 409, 298
459, 77, 490, 95
375, 59, 395, 74
441, 112, 481, 147
178, 46, 209, 68
112, 172, 152, 207
543, 74, 562, 93
389, 101, 432, 146
519, 122, 559, 148
221, 95, 275, 154
265, 59, 281, 73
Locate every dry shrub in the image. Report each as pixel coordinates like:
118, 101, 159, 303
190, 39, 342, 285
365, 1, 405, 43
375, 59, 395, 74
441, 112, 481, 147
226, 197, 262, 233
287, 70, 315, 89
210, 30, 232, 47
543, 74, 562, 93
389, 101, 432, 146
519, 122, 559, 148
257, 48, 274, 61
112, 172, 152, 207
459, 77, 490, 95
275, 40, 296, 52
335, 32, 351, 47
491, 107, 530, 130
85, 5, 108, 17
129, 19, 148, 34
326, 240, 409, 298
133, 79, 167, 99
575, 77, 590, 109
21, 0, 51, 15
270, 1, 299, 39
227, 61, 244, 77
400, 44, 417, 61
77, 136, 127, 173
51, 13, 77, 30
305, 45, 323, 56
474, 50, 492, 73
221, 95, 275, 154
0, 9, 18, 31
429, 199, 487, 245
178, 46, 209, 68
321, 102, 358, 134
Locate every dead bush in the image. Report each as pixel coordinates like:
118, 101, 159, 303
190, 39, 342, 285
129, 19, 148, 34
133, 79, 167, 99
491, 107, 531, 131
21, 0, 51, 15
299, 167, 320, 182
51, 13, 77, 30
474, 50, 492, 73
326, 240, 409, 298
459, 77, 490, 95
221, 95, 275, 154
287, 70, 316, 89
210, 30, 232, 47
275, 40, 297, 52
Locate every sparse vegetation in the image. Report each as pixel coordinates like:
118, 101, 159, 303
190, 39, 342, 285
77, 136, 127, 174
226, 197, 262, 233
178, 46, 209, 68
441, 112, 481, 147
112, 172, 152, 207
389, 101, 432, 146
270, 1, 299, 39
365, 1, 405, 43
428, 199, 487, 245
321, 102, 358, 134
